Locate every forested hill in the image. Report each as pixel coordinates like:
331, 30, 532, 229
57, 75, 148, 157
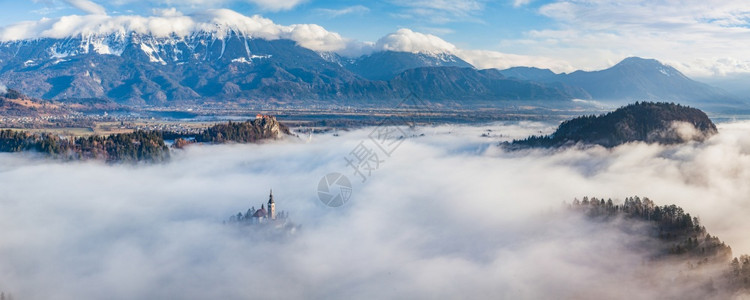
571, 196, 750, 297
0, 88, 68, 116
0, 130, 169, 162
169, 115, 291, 147
572, 196, 731, 262
0, 116, 291, 162
196, 115, 291, 143
511, 102, 717, 148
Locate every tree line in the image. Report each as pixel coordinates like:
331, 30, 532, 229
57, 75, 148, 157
166, 116, 290, 147
571, 196, 750, 294
571, 196, 731, 262
0, 129, 169, 162
0, 117, 290, 161
511, 102, 716, 148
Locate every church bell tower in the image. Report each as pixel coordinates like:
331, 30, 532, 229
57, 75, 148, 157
268, 189, 276, 220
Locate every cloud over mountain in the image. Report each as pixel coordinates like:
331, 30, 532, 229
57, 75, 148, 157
496, 0, 750, 77
0, 10, 464, 57
374, 28, 457, 54
0, 9, 354, 54
9, 0, 750, 78
0, 7, 565, 68
8, 3, 749, 78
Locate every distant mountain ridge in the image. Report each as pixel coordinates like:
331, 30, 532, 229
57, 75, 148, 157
345, 51, 473, 81
389, 67, 589, 101
0, 28, 738, 107
0, 32, 579, 105
498, 57, 737, 105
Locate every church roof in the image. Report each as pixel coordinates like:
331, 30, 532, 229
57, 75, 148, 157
253, 207, 267, 218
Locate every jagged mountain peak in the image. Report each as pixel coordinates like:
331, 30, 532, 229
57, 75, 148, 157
0, 9, 354, 61
0, 32, 363, 104
0, 31, 300, 68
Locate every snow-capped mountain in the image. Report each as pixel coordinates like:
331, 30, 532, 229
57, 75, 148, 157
0, 9, 738, 107
0, 30, 585, 105
0, 31, 365, 104
0, 30, 318, 68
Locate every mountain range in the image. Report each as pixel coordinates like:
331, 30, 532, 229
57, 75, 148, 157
498, 58, 737, 104
0, 30, 741, 108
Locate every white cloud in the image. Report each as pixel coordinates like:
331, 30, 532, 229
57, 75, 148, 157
0, 8, 593, 71
455, 49, 576, 73
112, 0, 306, 11
286, 24, 350, 52
416, 27, 455, 35
668, 57, 750, 78
374, 28, 457, 54
7, 2, 750, 77
496, 0, 750, 76
513, 0, 533, 7
245, 0, 306, 11
315, 5, 370, 18
0, 120, 750, 298
32, 5, 64, 16
391, 0, 484, 23
0, 9, 354, 54
63, 0, 107, 15
151, 7, 183, 17
403, 0, 482, 15
16, 0, 750, 77
366, 28, 576, 72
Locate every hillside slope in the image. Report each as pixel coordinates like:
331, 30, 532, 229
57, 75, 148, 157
511, 102, 717, 148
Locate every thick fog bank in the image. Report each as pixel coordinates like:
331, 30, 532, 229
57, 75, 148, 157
0, 120, 749, 299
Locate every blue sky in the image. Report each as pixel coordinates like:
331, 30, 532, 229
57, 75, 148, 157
3, 0, 554, 50
2, 0, 750, 77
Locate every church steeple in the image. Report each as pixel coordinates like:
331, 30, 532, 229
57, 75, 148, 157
268, 189, 276, 220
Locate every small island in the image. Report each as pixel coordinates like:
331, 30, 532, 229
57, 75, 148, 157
510, 102, 718, 148
226, 190, 298, 235
167, 114, 291, 148
0, 129, 170, 162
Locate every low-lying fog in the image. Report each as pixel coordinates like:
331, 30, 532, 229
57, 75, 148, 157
1, 120, 749, 299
